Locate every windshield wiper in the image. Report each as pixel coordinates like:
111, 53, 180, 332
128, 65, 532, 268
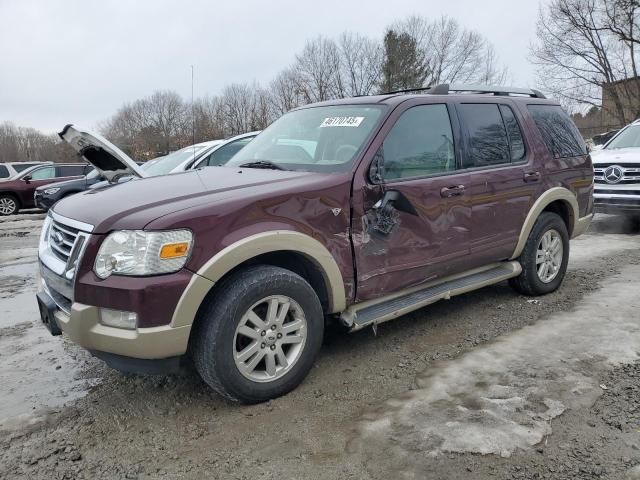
238, 160, 286, 170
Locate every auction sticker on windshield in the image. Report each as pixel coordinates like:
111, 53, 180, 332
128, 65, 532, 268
320, 116, 365, 127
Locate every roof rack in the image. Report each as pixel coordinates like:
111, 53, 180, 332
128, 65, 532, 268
382, 83, 546, 99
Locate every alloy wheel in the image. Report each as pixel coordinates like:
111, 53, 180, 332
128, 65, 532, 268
233, 295, 307, 383
536, 229, 563, 283
0, 197, 17, 215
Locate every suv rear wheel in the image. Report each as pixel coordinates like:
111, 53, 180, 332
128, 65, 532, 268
0, 195, 19, 216
509, 212, 569, 296
192, 265, 324, 403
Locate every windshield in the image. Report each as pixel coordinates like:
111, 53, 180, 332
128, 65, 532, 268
605, 125, 640, 149
226, 105, 385, 172
142, 145, 208, 176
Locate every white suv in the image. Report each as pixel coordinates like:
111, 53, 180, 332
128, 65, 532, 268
591, 119, 640, 218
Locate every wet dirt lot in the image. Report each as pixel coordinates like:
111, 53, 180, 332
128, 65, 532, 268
1, 212, 639, 479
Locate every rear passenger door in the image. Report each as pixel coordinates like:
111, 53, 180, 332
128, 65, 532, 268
455, 102, 539, 266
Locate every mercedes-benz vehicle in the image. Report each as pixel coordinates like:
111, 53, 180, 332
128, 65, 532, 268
37, 85, 593, 403
591, 119, 640, 218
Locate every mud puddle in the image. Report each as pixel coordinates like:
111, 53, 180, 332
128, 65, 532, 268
353, 265, 640, 478
0, 262, 97, 432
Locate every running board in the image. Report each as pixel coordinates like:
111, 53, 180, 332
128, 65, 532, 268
342, 262, 521, 331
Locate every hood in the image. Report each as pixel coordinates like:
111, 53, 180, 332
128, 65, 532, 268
52, 167, 325, 233
591, 147, 640, 164
59, 125, 147, 181
35, 176, 86, 192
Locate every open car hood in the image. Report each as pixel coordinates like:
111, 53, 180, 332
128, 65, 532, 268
59, 124, 147, 181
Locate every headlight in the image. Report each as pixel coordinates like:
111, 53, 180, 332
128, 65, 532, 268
43, 187, 60, 195
94, 229, 193, 279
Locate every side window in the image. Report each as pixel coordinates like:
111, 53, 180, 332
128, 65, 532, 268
458, 104, 510, 168
207, 138, 254, 166
527, 104, 587, 158
13, 163, 38, 173
29, 166, 56, 180
0, 165, 9, 178
382, 104, 456, 180
57, 165, 85, 177
499, 105, 525, 161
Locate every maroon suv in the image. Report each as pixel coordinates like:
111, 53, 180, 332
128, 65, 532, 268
36, 85, 593, 403
0, 163, 91, 215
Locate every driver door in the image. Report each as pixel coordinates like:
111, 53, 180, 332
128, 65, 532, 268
351, 101, 471, 302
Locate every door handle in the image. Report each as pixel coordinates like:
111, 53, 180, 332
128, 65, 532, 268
523, 171, 541, 182
440, 185, 465, 198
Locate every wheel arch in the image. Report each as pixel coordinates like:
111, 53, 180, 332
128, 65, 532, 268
171, 231, 347, 328
510, 187, 578, 260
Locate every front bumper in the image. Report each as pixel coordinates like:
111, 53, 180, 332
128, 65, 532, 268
34, 191, 55, 210
38, 211, 196, 373
54, 302, 192, 359
594, 197, 640, 214
37, 288, 190, 373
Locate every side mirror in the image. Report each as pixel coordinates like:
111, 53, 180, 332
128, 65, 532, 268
23, 175, 32, 183
369, 147, 385, 184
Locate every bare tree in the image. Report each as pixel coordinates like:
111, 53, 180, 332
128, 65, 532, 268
293, 36, 343, 102
0, 122, 76, 164
223, 83, 254, 135
531, 0, 640, 125
389, 15, 507, 88
192, 95, 226, 142
338, 32, 383, 96
269, 68, 306, 116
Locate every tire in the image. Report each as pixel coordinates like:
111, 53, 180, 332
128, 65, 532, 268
192, 265, 324, 403
0, 195, 19, 216
509, 212, 570, 296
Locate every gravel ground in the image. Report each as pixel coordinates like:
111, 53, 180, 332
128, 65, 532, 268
0, 212, 639, 479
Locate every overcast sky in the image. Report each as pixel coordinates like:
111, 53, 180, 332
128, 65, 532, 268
0, 0, 541, 133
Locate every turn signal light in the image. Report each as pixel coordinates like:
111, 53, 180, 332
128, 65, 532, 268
159, 241, 190, 259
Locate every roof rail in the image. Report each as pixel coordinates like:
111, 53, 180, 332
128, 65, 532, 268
382, 83, 546, 99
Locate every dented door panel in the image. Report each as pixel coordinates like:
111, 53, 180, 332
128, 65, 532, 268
351, 174, 471, 301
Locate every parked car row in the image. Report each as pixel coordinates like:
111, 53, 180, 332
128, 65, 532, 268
37, 84, 595, 403
0, 131, 259, 215
0, 163, 92, 215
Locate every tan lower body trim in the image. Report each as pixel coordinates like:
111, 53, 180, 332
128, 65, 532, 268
572, 213, 593, 238
56, 303, 191, 359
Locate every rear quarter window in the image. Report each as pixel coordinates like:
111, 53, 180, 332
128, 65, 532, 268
0, 165, 9, 178
527, 105, 587, 158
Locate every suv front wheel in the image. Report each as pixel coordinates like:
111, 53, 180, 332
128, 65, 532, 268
192, 265, 324, 403
509, 212, 570, 296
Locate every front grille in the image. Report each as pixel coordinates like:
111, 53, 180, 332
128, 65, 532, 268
594, 197, 640, 206
594, 164, 640, 185
594, 189, 640, 195
48, 219, 80, 263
